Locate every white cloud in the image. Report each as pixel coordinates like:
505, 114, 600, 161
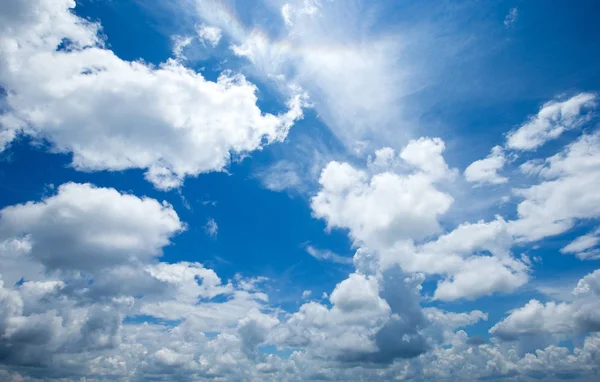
0, 183, 284, 379
433, 255, 529, 301
464, 145, 508, 185
377, 218, 529, 301
504, 8, 518, 27
561, 228, 600, 260
255, 160, 302, 192
0, 0, 306, 190
490, 269, 600, 341
280, 0, 321, 27
311, 139, 454, 247
506, 93, 596, 151
196, 24, 222, 47
194, 0, 417, 150
305, 245, 352, 264
509, 131, 600, 241
273, 272, 392, 360
312, 139, 529, 301
0, 182, 183, 273
204, 218, 218, 238
171, 35, 193, 61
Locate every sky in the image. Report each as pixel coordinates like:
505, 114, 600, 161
1, 0, 600, 381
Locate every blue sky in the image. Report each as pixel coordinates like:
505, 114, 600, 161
1, 0, 600, 381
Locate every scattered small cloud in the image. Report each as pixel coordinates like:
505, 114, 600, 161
305, 245, 352, 264
504, 7, 518, 27
204, 218, 218, 238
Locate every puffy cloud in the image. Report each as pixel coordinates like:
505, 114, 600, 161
0, 183, 283, 380
0, 0, 305, 189
506, 93, 596, 151
237, 309, 280, 359
378, 218, 529, 301
415, 330, 600, 381
464, 145, 508, 185
274, 267, 429, 364
0, 182, 183, 273
490, 269, 600, 341
510, 131, 600, 241
311, 140, 529, 300
433, 255, 529, 301
311, 139, 454, 247
195, 0, 415, 150
274, 272, 391, 358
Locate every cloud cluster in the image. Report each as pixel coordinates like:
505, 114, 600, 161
311, 138, 530, 301
0, 0, 305, 190
1, 1, 600, 381
465, 93, 597, 186
491, 270, 600, 341
0, 182, 279, 380
0, 181, 598, 382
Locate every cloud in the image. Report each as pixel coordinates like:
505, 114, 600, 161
311, 138, 454, 247
0, 0, 306, 190
0, 182, 280, 379
312, 139, 529, 300
190, 0, 420, 150
464, 93, 597, 188
171, 35, 194, 61
273, 267, 429, 364
464, 145, 508, 185
196, 24, 222, 47
509, 131, 600, 241
0, 182, 183, 273
504, 8, 518, 27
2, 2, 600, 381
506, 93, 596, 151
561, 228, 600, 260
305, 245, 352, 264
204, 218, 218, 238
490, 269, 600, 341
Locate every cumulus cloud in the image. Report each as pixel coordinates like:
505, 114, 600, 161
509, 131, 600, 241
0, 0, 306, 190
506, 93, 596, 151
0, 183, 280, 379
312, 139, 529, 300
464, 93, 597, 188
464, 145, 508, 185
2, 2, 600, 381
490, 269, 600, 341
311, 139, 454, 247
